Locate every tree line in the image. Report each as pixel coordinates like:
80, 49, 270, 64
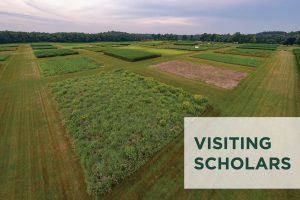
0, 30, 299, 44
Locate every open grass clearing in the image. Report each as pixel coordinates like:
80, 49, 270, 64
151, 60, 247, 89
34, 48, 78, 58
0, 55, 9, 61
37, 55, 101, 76
49, 69, 208, 196
103, 48, 161, 61
215, 47, 272, 57
193, 53, 263, 67
237, 43, 279, 51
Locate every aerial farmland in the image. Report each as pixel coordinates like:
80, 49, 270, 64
0, 1, 300, 199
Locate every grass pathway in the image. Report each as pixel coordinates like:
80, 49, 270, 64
0, 45, 89, 199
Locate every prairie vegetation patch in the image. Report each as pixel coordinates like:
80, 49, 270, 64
158, 43, 229, 51
103, 48, 161, 61
0, 55, 9, 61
152, 60, 247, 89
0, 44, 18, 51
34, 49, 78, 58
31, 43, 57, 49
215, 48, 272, 58
37, 56, 101, 76
193, 53, 263, 67
49, 70, 208, 195
237, 44, 279, 51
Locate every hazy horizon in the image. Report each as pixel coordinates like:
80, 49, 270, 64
0, 0, 299, 34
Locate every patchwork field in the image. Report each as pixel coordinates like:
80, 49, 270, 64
215, 48, 272, 57
34, 48, 78, 58
193, 53, 263, 67
0, 55, 9, 61
49, 70, 208, 195
103, 48, 161, 61
152, 60, 247, 89
37, 56, 101, 76
1, 42, 299, 200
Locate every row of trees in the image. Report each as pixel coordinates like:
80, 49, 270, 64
0, 30, 299, 44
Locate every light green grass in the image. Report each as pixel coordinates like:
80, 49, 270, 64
34, 48, 78, 58
37, 56, 101, 76
103, 48, 161, 61
49, 69, 208, 196
193, 53, 263, 67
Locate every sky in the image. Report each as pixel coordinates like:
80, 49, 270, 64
0, 0, 299, 34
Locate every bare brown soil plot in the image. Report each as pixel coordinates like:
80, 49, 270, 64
151, 60, 247, 89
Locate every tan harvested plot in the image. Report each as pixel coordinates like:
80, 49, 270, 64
152, 60, 247, 89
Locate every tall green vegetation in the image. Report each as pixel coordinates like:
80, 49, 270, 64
237, 44, 279, 51
34, 49, 78, 58
37, 56, 101, 76
294, 49, 300, 71
103, 49, 161, 61
0, 55, 9, 61
193, 53, 263, 67
49, 70, 208, 195
31, 44, 57, 50
215, 48, 272, 57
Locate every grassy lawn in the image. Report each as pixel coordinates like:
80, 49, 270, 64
34, 48, 78, 58
37, 56, 101, 76
103, 48, 161, 61
193, 53, 263, 67
49, 69, 208, 195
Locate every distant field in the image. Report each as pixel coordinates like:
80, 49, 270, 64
37, 56, 101, 76
34, 48, 78, 58
215, 48, 272, 57
193, 53, 263, 67
0, 47, 17, 51
0, 55, 9, 61
174, 41, 197, 46
49, 70, 208, 195
159, 43, 229, 51
103, 48, 161, 61
237, 44, 279, 51
74, 46, 104, 52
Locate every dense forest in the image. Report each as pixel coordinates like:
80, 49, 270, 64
0, 30, 299, 44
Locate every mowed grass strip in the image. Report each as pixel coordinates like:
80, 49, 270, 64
49, 70, 208, 195
103, 48, 161, 61
193, 53, 263, 67
237, 43, 279, 51
37, 56, 101, 76
0, 55, 9, 61
34, 48, 78, 58
215, 48, 272, 57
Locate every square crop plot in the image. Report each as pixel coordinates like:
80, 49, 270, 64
34, 49, 78, 58
103, 48, 161, 61
152, 60, 248, 89
37, 56, 101, 76
49, 70, 208, 195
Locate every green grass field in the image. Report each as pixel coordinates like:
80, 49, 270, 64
0, 55, 9, 61
192, 53, 263, 67
0, 47, 17, 51
215, 48, 272, 57
237, 43, 279, 51
37, 56, 101, 76
294, 49, 300, 71
34, 48, 78, 58
49, 69, 208, 195
103, 48, 161, 61
0, 43, 300, 200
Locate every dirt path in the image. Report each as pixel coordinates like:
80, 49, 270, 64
0, 45, 89, 199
